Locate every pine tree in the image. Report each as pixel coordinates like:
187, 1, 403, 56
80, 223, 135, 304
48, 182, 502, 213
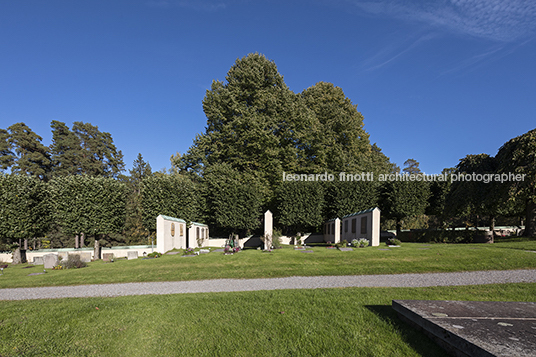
50, 120, 82, 177
6, 123, 51, 180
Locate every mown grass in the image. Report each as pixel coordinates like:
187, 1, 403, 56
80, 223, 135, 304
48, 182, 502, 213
0, 283, 534, 357
1, 240, 536, 289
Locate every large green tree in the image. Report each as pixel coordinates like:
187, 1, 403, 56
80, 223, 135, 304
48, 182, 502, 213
202, 163, 264, 236
300, 82, 392, 173
71, 121, 125, 178
446, 154, 499, 229
324, 180, 379, 221
124, 154, 153, 244
275, 181, 325, 233
379, 180, 430, 236
0, 174, 49, 251
50, 175, 127, 246
426, 168, 455, 228
2, 123, 51, 180
140, 174, 201, 234
0, 129, 14, 172
50, 120, 82, 177
402, 159, 421, 175
177, 53, 320, 185
496, 128, 536, 237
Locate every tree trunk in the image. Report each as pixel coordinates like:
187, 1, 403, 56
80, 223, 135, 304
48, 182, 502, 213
526, 199, 536, 238
490, 216, 496, 233
23, 238, 28, 250
80, 233, 85, 247
75, 234, 79, 249
396, 218, 402, 237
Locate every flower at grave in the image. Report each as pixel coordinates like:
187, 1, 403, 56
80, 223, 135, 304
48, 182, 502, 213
356, 238, 369, 248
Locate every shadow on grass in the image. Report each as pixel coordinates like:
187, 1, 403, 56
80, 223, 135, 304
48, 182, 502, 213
365, 305, 449, 357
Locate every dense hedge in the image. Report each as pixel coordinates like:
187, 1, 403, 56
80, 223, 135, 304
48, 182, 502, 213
397, 229, 475, 243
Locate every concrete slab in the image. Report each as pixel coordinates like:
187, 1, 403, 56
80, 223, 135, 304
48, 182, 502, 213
393, 300, 536, 357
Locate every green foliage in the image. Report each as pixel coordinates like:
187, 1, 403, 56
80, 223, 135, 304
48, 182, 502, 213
140, 174, 201, 232
446, 154, 499, 226
301, 82, 375, 172
402, 159, 421, 175
495, 128, 536, 236
397, 230, 475, 244
178, 53, 394, 189
386, 238, 401, 246
49, 120, 82, 177
202, 163, 264, 235
0, 174, 49, 244
3, 123, 51, 180
123, 153, 153, 244
274, 181, 325, 233
71, 121, 125, 178
324, 180, 378, 220
0, 128, 14, 172
49, 175, 127, 237
379, 180, 430, 235
426, 168, 455, 225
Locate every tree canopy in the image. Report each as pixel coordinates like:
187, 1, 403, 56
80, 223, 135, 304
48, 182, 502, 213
176, 53, 394, 185
496, 128, 536, 237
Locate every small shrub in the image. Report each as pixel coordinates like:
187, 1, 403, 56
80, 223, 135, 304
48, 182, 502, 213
355, 238, 369, 247
183, 247, 195, 255
147, 252, 162, 258
386, 238, 401, 246
272, 236, 281, 249
341, 240, 348, 248
63, 254, 87, 269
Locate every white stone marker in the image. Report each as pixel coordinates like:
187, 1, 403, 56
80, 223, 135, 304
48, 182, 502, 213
334, 218, 341, 244
43, 254, 59, 269
264, 210, 273, 250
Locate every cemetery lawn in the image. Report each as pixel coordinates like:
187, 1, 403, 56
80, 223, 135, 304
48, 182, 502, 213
1, 240, 536, 289
0, 283, 535, 356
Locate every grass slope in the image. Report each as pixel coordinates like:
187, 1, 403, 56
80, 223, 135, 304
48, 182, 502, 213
1, 241, 536, 289
1, 283, 535, 357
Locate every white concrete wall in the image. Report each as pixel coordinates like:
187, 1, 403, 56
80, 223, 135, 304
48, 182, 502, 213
156, 215, 188, 253
189, 223, 209, 248
340, 208, 380, 246
0, 246, 155, 263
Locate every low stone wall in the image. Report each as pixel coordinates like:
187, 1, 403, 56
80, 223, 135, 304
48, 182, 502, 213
0, 245, 154, 264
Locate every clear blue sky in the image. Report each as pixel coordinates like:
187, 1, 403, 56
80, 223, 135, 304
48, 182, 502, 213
1, 0, 535, 174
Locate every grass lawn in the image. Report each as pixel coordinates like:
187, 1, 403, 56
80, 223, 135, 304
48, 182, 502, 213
1, 240, 535, 289
0, 283, 535, 356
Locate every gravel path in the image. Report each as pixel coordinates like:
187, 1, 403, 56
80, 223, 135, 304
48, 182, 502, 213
1, 269, 535, 301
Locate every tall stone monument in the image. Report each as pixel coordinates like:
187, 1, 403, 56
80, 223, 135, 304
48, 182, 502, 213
264, 210, 273, 250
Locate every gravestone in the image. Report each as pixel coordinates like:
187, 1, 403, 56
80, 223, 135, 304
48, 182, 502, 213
103, 253, 113, 262
79, 252, 92, 263
127, 251, 138, 260
32, 256, 44, 265
43, 254, 59, 269
264, 210, 273, 250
